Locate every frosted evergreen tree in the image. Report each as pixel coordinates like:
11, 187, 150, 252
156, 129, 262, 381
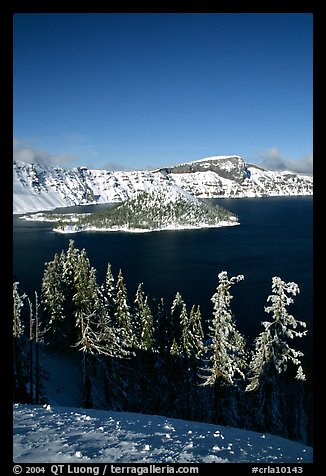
246, 277, 307, 392
41, 252, 66, 347
134, 284, 155, 351
245, 277, 307, 438
88, 262, 130, 356
203, 271, 246, 387
73, 250, 99, 342
181, 305, 205, 359
100, 262, 116, 322
140, 297, 155, 351
42, 241, 99, 348
74, 261, 126, 408
132, 283, 144, 348
73, 257, 132, 408
115, 269, 136, 350
13, 282, 29, 403
201, 271, 247, 426
170, 292, 186, 347
61, 240, 79, 337
75, 289, 132, 409
170, 338, 181, 356
75, 309, 103, 409
154, 297, 169, 352
179, 303, 189, 354
63, 240, 79, 284
179, 304, 205, 420
13, 282, 26, 339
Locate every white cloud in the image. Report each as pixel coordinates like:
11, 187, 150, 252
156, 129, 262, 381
257, 148, 313, 174
13, 138, 78, 167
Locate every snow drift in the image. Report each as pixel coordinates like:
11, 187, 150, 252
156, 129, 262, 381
13, 404, 312, 463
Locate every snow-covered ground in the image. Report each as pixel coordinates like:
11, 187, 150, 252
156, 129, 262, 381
13, 404, 313, 463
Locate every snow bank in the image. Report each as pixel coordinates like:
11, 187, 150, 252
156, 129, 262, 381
13, 404, 312, 463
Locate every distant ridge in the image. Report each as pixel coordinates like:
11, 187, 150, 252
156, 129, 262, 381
13, 156, 313, 214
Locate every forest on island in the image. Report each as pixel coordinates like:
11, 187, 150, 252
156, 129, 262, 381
13, 240, 312, 445
53, 189, 237, 232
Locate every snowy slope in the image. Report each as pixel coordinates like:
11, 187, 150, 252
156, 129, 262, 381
13, 156, 313, 214
13, 403, 313, 463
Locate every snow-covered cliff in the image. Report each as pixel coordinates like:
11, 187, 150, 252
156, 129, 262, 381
13, 156, 313, 214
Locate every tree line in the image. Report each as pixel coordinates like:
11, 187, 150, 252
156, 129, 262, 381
13, 240, 312, 445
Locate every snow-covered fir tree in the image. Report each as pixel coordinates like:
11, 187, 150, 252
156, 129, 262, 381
96, 262, 131, 351
179, 302, 189, 355
178, 304, 206, 420
170, 338, 181, 356
100, 262, 116, 322
73, 250, 98, 338
115, 269, 136, 350
181, 304, 205, 359
41, 252, 67, 348
202, 271, 247, 387
133, 284, 155, 351
153, 297, 169, 352
13, 282, 26, 338
246, 277, 307, 392
245, 277, 308, 439
170, 292, 186, 352
13, 282, 29, 403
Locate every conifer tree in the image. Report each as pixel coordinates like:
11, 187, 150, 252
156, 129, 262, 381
203, 271, 246, 387
13, 282, 29, 403
13, 282, 26, 338
170, 338, 181, 356
154, 297, 169, 352
133, 283, 144, 348
73, 258, 132, 408
73, 250, 98, 341
181, 304, 205, 359
170, 292, 186, 347
134, 283, 155, 351
201, 271, 247, 426
140, 297, 155, 352
246, 277, 307, 392
41, 252, 66, 347
245, 277, 307, 438
101, 262, 116, 322
42, 241, 99, 348
115, 269, 136, 350
179, 304, 205, 420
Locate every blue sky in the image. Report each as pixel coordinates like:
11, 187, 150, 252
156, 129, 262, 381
13, 13, 313, 173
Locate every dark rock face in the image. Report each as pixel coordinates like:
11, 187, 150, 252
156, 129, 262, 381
160, 156, 250, 183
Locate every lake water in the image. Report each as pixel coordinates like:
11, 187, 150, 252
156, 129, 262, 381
13, 196, 313, 360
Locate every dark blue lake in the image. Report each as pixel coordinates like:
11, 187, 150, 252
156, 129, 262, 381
13, 196, 313, 360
